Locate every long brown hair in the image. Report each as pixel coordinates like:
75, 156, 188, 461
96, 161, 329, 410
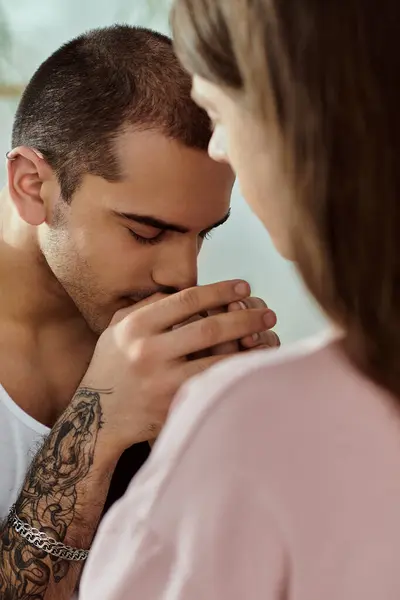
171, 0, 400, 397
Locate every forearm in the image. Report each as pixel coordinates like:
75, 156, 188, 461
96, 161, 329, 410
0, 387, 120, 600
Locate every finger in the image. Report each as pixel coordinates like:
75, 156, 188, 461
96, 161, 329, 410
122, 280, 251, 334
179, 353, 232, 379
228, 296, 269, 311
110, 293, 170, 325
240, 329, 281, 349
229, 300, 277, 343
160, 308, 272, 358
214, 297, 273, 355
206, 306, 239, 355
229, 299, 277, 331
178, 314, 218, 359
172, 313, 202, 331
246, 344, 273, 352
215, 300, 278, 352
211, 339, 240, 356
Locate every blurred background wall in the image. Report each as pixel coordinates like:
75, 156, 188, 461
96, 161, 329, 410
0, 0, 327, 343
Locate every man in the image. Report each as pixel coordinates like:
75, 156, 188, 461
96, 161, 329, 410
0, 24, 278, 600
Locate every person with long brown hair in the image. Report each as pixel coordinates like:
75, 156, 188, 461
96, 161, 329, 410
80, 2, 400, 598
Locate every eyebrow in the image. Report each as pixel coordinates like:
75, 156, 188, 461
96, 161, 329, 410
116, 210, 231, 235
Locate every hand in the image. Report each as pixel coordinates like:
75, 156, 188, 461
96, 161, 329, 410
78, 280, 273, 453
175, 296, 280, 362
225, 296, 280, 351
190, 296, 280, 358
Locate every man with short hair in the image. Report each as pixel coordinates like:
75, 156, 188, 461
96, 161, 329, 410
0, 25, 278, 599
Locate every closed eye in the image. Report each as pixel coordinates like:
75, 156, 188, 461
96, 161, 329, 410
200, 230, 214, 240
128, 229, 166, 246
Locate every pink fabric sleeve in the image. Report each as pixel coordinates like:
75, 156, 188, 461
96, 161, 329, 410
80, 338, 400, 600
80, 372, 288, 600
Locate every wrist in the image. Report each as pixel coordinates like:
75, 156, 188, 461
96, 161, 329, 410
68, 385, 124, 469
92, 426, 124, 472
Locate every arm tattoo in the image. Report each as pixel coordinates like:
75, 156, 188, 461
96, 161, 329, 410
0, 387, 111, 600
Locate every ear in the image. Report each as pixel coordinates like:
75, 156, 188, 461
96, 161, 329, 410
6, 146, 59, 226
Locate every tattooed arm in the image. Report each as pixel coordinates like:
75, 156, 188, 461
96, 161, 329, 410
0, 280, 262, 598
0, 387, 120, 600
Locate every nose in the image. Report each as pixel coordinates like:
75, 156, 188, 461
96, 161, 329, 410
208, 125, 229, 164
152, 238, 198, 292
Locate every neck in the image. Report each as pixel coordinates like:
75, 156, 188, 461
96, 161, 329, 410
0, 188, 90, 330
0, 189, 97, 424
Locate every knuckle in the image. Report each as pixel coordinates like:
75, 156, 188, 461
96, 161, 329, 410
244, 297, 267, 310
235, 309, 266, 338
199, 317, 221, 345
253, 297, 268, 309
233, 306, 255, 327
115, 310, 139, 334
178, 287, 200, 313
129, 338, 156, 368
262, 330, 280, 347
215, 282, 233, 305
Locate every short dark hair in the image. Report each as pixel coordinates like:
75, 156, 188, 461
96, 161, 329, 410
12, 25, 212, 200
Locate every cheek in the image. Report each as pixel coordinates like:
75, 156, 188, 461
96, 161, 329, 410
222, 127, 262, 208
223, 128, 295, 259
61, 220, 149, 281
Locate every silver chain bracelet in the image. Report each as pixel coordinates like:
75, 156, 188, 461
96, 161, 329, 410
8, 504, 89, 561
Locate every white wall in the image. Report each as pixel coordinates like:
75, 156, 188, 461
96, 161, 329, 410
198, 187, 327, 343
0, 0, 327, 344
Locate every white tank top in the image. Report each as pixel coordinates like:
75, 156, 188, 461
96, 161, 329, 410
0, 386, 83, 597
0, 384, 49, 519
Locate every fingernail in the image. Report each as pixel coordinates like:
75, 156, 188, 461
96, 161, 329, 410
230, 301, 247, 311
252, 332, 260, 342
263, 310, 277, 328
234, 282, 249, 296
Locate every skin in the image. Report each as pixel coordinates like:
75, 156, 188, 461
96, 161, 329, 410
4, 129, 234, 334
0, 130, 230, 425
0, 126, 279, 600
0, 278, 273, 600
0, 128, 278, 427
191, 76, 294, 259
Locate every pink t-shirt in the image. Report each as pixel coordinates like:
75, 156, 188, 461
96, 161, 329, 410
80, 335, 400, 599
